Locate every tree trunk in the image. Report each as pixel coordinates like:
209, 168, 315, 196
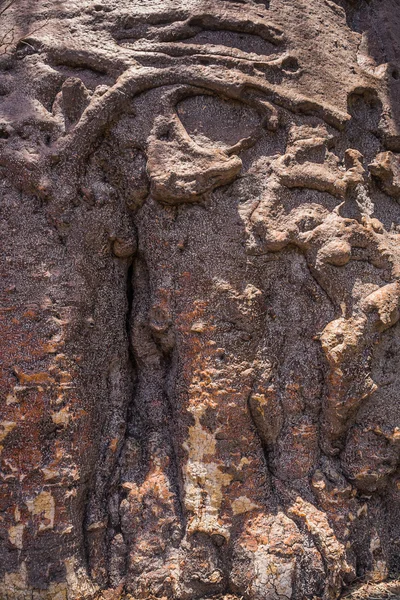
1, 0, 400, 598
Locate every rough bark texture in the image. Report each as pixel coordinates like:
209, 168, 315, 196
1, 0, 400, 599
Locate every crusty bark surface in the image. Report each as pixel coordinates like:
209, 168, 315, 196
0, 0, 400, 598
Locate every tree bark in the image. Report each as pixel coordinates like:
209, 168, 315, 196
1, 0, 400, 598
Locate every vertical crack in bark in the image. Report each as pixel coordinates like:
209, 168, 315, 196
82, 259, 137, 588
108, 259, 136, 586
104, 258, 139, 588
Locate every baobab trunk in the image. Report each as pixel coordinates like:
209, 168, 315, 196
1, 0, 400, 599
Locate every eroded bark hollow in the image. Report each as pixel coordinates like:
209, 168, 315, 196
1, 0, 400, 598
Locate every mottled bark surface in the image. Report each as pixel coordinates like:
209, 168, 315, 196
1, 0, 400, 598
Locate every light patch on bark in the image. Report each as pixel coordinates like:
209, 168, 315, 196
253, 552, 295, 600
51, 407, 71, 427
8, 523, 24, 549
26, 491, 55, 531
183, 403, 232, 539
232, 495, 261, 515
